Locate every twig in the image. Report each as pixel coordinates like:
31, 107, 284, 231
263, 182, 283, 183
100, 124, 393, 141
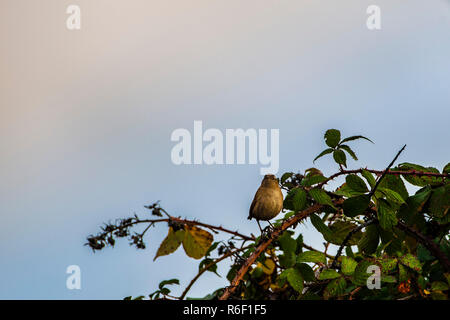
96, 217, 254, 242
179, 245, 251, 300
317, 167, 447, 189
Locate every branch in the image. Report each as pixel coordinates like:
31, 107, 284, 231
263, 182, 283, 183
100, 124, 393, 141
396, 221, 450, 273
317, 164, 447, 190
219, 200, 344, 300
92, 217, 254, 243
330, 145, 407, 269
368, 144, 406, 197
179, 245, 252, 300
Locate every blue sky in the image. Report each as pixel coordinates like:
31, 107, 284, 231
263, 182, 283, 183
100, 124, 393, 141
0, 0, 449, 299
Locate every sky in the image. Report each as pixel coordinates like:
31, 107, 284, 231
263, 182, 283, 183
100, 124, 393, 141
0, 0, 449, 299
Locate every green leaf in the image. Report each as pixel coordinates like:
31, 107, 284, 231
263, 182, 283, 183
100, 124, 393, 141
281, 172, 293, 184
429, 184, 450, 218
285, 268, 304, 293
153, 227, 185, 261
324, 277, 347, 299
379, 187, 406, 205
399, 253, 422, 273
199, 258, 220, 276
381, 275, 397, 283
309, 188, 336, 209
378, 174, 409, 201
334, 183, 365, 197
313, 148, 334, 163
339, 144, 358, 161
333, 149, 347, 167
205, 242, 220, 257
324, 129, 341, 148
319, 269, 341, 280
309, 213, 333, 239
377, 257, 397, 273
340, 256, 358, 275
284, 188, 307, 212
340, 135, 374, 144
278, 232, 297, 254
346, 174, 369, 193
343, 195, 371, 217
352, 260, 374, 286
297, 251, 326, 264
357, 224, 379, 255
432, 281, 449, 291
398, 163, 442, 186
443, 163, 450, 174
159, 279, 180, 290
325, 221, 363, 246
361, 169, 376, 188
300, 174, 327, 187
296, 263, 316, 282
279, 252, 296, 268
377, 200, 398, 230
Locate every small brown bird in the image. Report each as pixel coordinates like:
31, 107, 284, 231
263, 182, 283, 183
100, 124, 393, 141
248, 174, 284, 233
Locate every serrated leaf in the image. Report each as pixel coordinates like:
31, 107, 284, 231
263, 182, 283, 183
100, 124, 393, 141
284, 188, 307, 212
313, 148, 334, 162
432, 281, 449, 291
300, 174, 327, 187
159, 278, 180, 289
278, 231, 297, 254
381, 275, 397, 283
286, 268, 304, 293
340, 135, 374, 144
297, 251, 326, 264
334, 183, 365, 197
358, 224, 379, 255
361, 169, 376, 188
319, 269, 341, 280
154, 227, 185, 261
346, 174, 368, 193
324, 277, 347, 299
339, 144, 358, 161
398, 163, 443, 186
343, 195, 371, 217
352, 260, 374, 286
379, 187, 405, 205
309, 213, 333, 239
429, 184, 450, 218
325, 221, 363, 246
399, 253, 422, 273
333, 149, 347, 167
279, 252, 296, 268
281, 172, 293, 184
340, 256, 358, 275
324, 129, 341, 148
377, 200, 398, 230
296, 263, 316, 282
443, 163, 450, 174
182, 226, 213, 259
377, 257, 397, 273
309, 188, 336, 209
378, 174, 409, 201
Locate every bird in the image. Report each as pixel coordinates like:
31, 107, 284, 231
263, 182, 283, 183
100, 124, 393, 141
248, 174, 284, 234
